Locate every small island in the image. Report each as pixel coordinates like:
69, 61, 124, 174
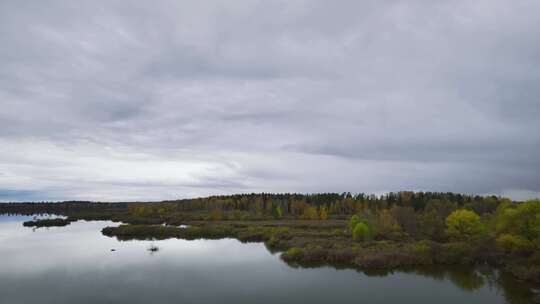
23, 218, 74, 228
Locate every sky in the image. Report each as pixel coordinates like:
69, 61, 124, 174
0, 0, 539, 202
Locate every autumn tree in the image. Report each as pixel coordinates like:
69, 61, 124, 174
319, 205, 328, 220
376, 209, 402, 239
445, 209, 483, 240
301, 206, 319, 220
391, 206, 417, 236
417, 210, 446, 241
209, 209, 223, 221
291, 199, 309, 217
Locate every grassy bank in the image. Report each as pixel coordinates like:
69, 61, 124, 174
99, 220, 538, 284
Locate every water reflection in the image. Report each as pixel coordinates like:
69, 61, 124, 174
0, 216, 536, 304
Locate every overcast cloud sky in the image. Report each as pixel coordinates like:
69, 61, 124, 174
1, 0, 539, 202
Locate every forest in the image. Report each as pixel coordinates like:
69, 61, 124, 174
2, 191, 540, 284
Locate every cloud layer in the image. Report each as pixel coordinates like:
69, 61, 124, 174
1, 0, 539, 201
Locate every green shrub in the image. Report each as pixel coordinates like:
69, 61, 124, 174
412, 240, 431, 255
282, 247, 304, 261
332, 229, 346, 237
352, 222, 370, 241
410, 240, 433, 264
496, 233, 534, 255
270, 227, 290, 239
348, 215, 360, 232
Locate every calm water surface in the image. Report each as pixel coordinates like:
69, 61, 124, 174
0, 215, 536, 304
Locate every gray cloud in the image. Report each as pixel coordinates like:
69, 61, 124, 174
0, 0, 539, 201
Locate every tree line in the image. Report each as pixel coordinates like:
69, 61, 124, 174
0, 192, 512, 221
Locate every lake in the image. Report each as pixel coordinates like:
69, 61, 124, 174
0, 215, 536, 304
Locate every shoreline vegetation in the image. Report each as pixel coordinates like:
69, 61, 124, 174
2, 191, 540, 284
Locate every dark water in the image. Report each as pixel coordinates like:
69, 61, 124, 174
0, 215, 536, 304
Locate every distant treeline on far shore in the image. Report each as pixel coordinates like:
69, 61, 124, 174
0, 191, 518, 218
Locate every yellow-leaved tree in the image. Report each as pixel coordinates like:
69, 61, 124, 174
445, 209, 483, 240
